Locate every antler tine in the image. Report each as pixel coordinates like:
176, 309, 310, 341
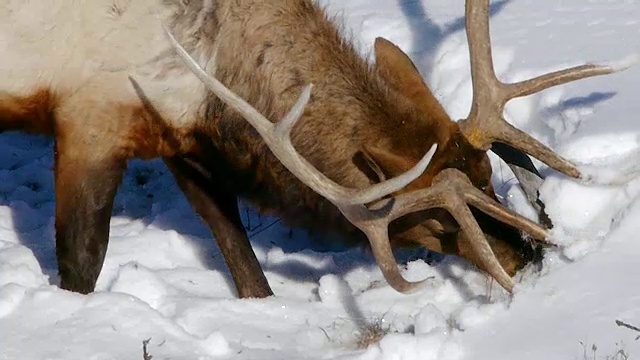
508, 65, 617, 100
164, 24, 440, 293
464, 0, 499, 120
459, 0, 631, 180
347, 209, 432, 294
496, 118, 581, 178
462, 181, 549, 241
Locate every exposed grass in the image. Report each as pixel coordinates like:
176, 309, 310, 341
356, 319, 391, 349
142, 338, 153, 360
579, 341, 630, 360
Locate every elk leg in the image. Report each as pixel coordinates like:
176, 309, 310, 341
164, 156, 273, 298
54, 139, 125, 294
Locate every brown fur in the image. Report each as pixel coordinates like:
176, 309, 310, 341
0, 89, 56, 134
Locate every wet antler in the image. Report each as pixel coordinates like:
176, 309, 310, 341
458, 0, 632, 180
163, 20, 549, 293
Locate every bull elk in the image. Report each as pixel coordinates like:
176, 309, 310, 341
0, 0, 629, 298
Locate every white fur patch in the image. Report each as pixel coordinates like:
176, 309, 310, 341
0, 0, 209, 128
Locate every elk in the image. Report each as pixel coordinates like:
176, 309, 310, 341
0, 0, 628, 298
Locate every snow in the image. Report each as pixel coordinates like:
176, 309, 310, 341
605, 53, 640, 73
2, 0, 640, 359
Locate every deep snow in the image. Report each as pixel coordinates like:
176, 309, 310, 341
2, 1, 640, 359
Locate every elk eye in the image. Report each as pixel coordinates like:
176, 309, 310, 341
477, 179, 490, 192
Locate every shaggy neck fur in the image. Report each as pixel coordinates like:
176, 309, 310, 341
167, 1, 436, 241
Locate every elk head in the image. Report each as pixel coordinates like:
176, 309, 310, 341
163, 0, 629, 293
362, 37, 530, 278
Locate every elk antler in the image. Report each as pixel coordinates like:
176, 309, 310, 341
163, 22, 550, 293
458, 0, 635, 181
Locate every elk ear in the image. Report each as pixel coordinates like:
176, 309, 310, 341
374, 38, 451, 123
354, 145, 416, 184
374, 37, 429, 100
353, 149, 387, 183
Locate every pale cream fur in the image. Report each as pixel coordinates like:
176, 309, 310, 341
0, 0, 210, 129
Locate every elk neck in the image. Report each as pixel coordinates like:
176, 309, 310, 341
168, 1, 458, 243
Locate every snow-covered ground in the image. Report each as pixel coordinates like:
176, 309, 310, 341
2, 0, 640, 359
